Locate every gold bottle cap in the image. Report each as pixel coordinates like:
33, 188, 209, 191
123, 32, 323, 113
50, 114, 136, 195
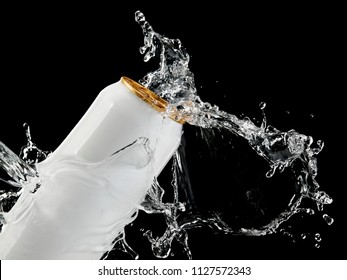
121, 76, 185, 124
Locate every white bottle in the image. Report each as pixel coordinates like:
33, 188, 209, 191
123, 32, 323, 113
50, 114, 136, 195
0, 77, 184, 259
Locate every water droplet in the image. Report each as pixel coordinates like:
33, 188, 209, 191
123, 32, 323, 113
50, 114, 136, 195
305, 208, 315, 215
315, 243, 321, 249
259, 102, 266, 110
315, 233, 321, 242
323, 214, 334, 225
301, 233, 306, 240
170, 252, 175, 257
140, 228, 144, 232
309, 114, 315, 118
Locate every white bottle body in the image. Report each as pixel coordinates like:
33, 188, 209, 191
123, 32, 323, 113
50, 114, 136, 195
0, 78, 182, 259
41, 77, 183, 175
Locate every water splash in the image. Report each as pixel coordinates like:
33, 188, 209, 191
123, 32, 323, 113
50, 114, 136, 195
323, 214, 334, 225
140, 152, 237, 258
20, 123, 50, 166
0, 11, 333, 259
0, 141, 37, 190
135, 11, 196, 106
0, 124, 48, 233
133, 10, 333, 257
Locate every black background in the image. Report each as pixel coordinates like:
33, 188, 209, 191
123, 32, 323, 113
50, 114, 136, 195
0, 3, 344, 259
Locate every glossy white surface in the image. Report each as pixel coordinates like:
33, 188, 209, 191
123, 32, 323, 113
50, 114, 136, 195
0, 78, 182, 259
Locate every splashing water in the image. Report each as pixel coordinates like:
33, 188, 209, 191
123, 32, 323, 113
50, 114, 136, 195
0, 125, 44, 203
132, 10, 333, 258
0, 124, 46, 234
0, 11, 333, 259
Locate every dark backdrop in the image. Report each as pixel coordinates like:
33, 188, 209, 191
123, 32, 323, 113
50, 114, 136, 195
0, 3, 343, 259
